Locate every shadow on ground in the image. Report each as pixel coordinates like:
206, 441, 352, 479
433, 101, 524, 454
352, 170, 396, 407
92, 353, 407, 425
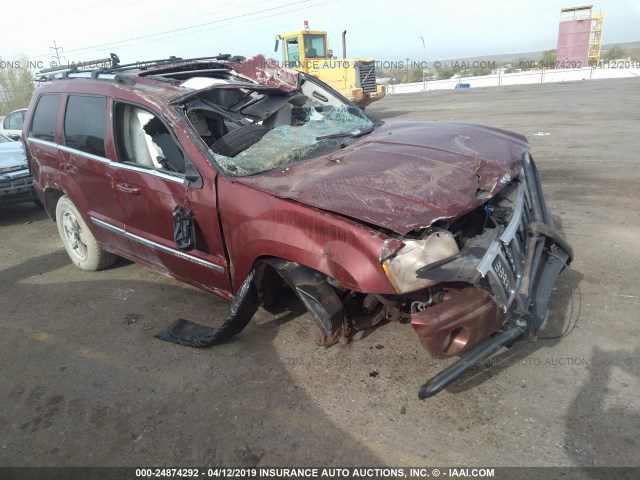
0, 203, 48, 227
564, 346, 640, 470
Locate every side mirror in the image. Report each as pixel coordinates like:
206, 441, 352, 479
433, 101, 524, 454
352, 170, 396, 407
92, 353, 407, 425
8, 134, 20, 141
173, 206, 196, 251
274, 36, 281, 52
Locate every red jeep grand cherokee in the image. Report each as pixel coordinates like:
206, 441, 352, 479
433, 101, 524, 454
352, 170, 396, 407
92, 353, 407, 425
24, 54, 572, 398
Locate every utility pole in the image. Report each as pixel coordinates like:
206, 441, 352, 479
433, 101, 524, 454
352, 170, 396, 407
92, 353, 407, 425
49, 41, 65, 66
418, 36, 426, 92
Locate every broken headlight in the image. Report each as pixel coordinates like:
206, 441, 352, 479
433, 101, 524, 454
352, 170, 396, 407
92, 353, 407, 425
381, 230, 460, 294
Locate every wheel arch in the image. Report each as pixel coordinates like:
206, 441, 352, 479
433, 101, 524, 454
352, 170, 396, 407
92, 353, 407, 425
43, 187, 65, 221
250, 256, 347, 346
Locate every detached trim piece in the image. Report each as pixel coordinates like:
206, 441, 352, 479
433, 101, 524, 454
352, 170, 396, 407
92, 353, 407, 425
90, 217, 224, 273
155, 258, 347, 350
156, 269, 259, 347
154, 258, 345, 349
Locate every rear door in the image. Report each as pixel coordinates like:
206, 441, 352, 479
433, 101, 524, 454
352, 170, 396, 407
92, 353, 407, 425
59, 94, 130, 253
27, 92, 131, 253
109, 99, 231, 295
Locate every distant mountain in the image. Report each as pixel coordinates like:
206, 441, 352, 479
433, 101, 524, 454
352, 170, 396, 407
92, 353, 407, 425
441, 41, 640, 64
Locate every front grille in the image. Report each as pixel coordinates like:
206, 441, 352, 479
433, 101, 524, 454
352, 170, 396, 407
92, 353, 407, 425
356, 61, 377, 93
476, 175, 531, 311
0, 174, 34, 195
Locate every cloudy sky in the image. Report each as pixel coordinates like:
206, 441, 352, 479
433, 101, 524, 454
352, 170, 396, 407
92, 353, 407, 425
2, 0, 638, 66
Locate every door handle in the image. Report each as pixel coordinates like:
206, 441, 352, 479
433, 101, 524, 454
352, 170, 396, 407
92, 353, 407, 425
115, 183, 142, 195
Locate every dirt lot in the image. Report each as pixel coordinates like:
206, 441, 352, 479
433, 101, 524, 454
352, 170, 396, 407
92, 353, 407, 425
1, 78, 638, 469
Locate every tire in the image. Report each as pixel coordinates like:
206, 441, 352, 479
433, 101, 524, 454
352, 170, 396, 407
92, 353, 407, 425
211, 124, 269, 157
55, 195, 117, 271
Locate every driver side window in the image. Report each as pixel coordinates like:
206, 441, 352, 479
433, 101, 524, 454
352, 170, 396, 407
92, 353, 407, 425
114, 103, 185, 174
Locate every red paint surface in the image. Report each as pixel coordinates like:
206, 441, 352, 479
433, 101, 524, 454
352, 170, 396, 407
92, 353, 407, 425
236, 121, 527, 234
411, 287, 505, 358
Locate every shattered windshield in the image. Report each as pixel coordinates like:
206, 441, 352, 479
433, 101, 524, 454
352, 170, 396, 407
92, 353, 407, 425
211, 105, 374, 176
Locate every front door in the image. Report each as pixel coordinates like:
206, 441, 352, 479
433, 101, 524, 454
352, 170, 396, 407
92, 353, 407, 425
110, 100, 231, 297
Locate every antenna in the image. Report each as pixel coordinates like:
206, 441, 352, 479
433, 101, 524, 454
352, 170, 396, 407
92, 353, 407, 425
49, 41, 65, 66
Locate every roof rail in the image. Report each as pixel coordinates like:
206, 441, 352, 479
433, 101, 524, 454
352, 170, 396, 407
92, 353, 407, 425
38, 53, 120, 75
109, 56, 184, 72
35, 53, 246, 81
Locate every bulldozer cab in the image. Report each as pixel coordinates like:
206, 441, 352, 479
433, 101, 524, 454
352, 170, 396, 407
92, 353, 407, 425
274, 22, 386, 109
278, 30, 329, 69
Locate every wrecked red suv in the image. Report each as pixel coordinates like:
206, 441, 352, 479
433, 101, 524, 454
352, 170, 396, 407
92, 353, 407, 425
25, 54, 572, 398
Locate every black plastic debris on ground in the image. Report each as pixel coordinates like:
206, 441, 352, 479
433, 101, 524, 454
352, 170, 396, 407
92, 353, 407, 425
155, 269, 259, 347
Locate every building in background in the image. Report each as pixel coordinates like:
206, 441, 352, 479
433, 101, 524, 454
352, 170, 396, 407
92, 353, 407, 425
557, 5, 604, 66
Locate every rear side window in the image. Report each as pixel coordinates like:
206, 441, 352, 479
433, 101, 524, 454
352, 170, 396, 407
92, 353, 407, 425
64, 95, 107, 157
30, 94, 60, 142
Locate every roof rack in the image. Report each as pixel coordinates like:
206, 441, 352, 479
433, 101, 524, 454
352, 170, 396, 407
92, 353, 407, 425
107, 55, 184, 72
38, 53, 121, 76
35, 53, 246, 81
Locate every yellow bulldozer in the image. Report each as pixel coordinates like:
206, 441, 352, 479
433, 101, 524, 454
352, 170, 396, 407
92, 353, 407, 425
275, 21, 386, 108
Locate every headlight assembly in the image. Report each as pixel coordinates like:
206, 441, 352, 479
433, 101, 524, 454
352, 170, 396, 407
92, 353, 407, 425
382, 230, 459, 294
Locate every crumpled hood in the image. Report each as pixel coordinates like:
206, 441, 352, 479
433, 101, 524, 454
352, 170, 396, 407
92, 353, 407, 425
235, 121, 529, 234
0, 141, 28, 171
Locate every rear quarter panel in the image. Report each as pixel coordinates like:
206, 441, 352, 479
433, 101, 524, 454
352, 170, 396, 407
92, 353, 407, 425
23, 89, 64, 207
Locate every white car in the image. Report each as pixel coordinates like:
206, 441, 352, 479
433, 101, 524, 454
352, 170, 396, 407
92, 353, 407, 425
0, 133, 38, 206
0, 108, 27, 139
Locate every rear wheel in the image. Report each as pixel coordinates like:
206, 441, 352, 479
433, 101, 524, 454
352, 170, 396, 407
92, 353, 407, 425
56, 195, 117, 271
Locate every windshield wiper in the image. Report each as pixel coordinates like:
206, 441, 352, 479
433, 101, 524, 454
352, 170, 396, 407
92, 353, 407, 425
315, 124, 375, 140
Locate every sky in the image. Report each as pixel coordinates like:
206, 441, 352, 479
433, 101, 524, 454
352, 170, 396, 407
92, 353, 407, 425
1, 0, 639, 66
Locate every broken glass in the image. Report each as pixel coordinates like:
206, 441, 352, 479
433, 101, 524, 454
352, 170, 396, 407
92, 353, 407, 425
213, 105, 374, 176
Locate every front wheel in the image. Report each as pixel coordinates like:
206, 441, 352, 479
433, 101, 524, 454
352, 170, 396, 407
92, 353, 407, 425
55, 195, 117, 271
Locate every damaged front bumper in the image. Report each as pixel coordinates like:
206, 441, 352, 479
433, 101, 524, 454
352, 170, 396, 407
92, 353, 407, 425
412, 153, 573, 398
